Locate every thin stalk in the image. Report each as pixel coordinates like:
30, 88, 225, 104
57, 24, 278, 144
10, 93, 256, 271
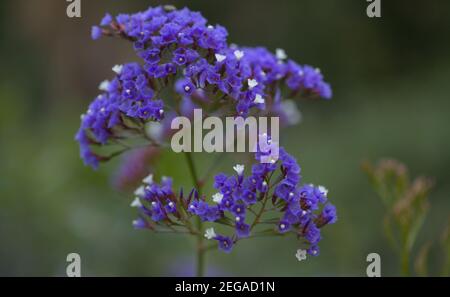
184, 152, 206, 277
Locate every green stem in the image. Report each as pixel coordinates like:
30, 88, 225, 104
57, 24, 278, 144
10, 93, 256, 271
184, 152, 205, 277
401, 245, 410, 276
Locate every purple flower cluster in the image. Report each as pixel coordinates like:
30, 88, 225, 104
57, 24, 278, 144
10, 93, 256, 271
132, 175, 178, 226
88, 5, 331, 114
206, 148, 337, 254
77, 6, 333, 169
76, 63, 164, 168
133, 146, 337, 254
78, 5, 337, 259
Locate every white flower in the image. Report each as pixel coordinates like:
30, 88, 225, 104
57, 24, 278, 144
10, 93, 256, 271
112, 64, 123, 74
253, 94, 265, 104
215, 54, 227, 62
247, 79, 258, 89
204, 227, 216, 240
234, 50, 244, 60
233, 164, 245, 175
98, 80, 110, 91
296, 249, 307, 261
318, 185, 328, 197
142, 173, 153, 185
130, 197, 142, 208
276, 48, 287, 60
142, 174, 153, 185
212, 192, 224, 204
134, 186, 146, 197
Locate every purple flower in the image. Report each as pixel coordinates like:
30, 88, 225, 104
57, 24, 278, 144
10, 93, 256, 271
278, 220, 291, 233
133, 217, 148, 229
235, 222, 250, 238
307, 245, 320, 256
316, 203, 337, 227
215, 235, 233, 253
91, 26, 102, 40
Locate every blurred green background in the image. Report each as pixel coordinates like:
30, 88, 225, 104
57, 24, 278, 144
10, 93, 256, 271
0, 0, 449, 276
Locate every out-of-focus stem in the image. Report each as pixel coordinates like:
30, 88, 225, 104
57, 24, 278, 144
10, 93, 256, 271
184, 152, 205, 277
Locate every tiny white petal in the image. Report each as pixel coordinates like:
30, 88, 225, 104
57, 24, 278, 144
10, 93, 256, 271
80, 114, 85, 120
318, 185, 328, 196
168, 202, 174, 207
98, 80, 110, 91
207, 25, 214, 30
215, 54, 227, 62
151, 201, 157, 207
234, 50, 244, 60
315, 67, 321, 73
247, 79, 258, 89
253, 94, 265, 104
142, 174, 153, 185
130, 197, 142, 208
112, 64, 123, 74
134, 186, 146, 197
262, 181, 268, 186
159, 109, 164, 115
212, 192, 224, 204
204, 227, 217, 240
235, 216, 241, 222
233, 164, 245, 176
296, 249, 307, 261
276, 48, 287, 60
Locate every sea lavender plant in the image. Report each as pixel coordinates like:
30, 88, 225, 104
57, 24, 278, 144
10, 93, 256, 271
363, 159, 435, 276
76, 5, 337, 276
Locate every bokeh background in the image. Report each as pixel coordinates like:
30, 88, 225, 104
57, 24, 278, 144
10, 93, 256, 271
0, 0, 449, 276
